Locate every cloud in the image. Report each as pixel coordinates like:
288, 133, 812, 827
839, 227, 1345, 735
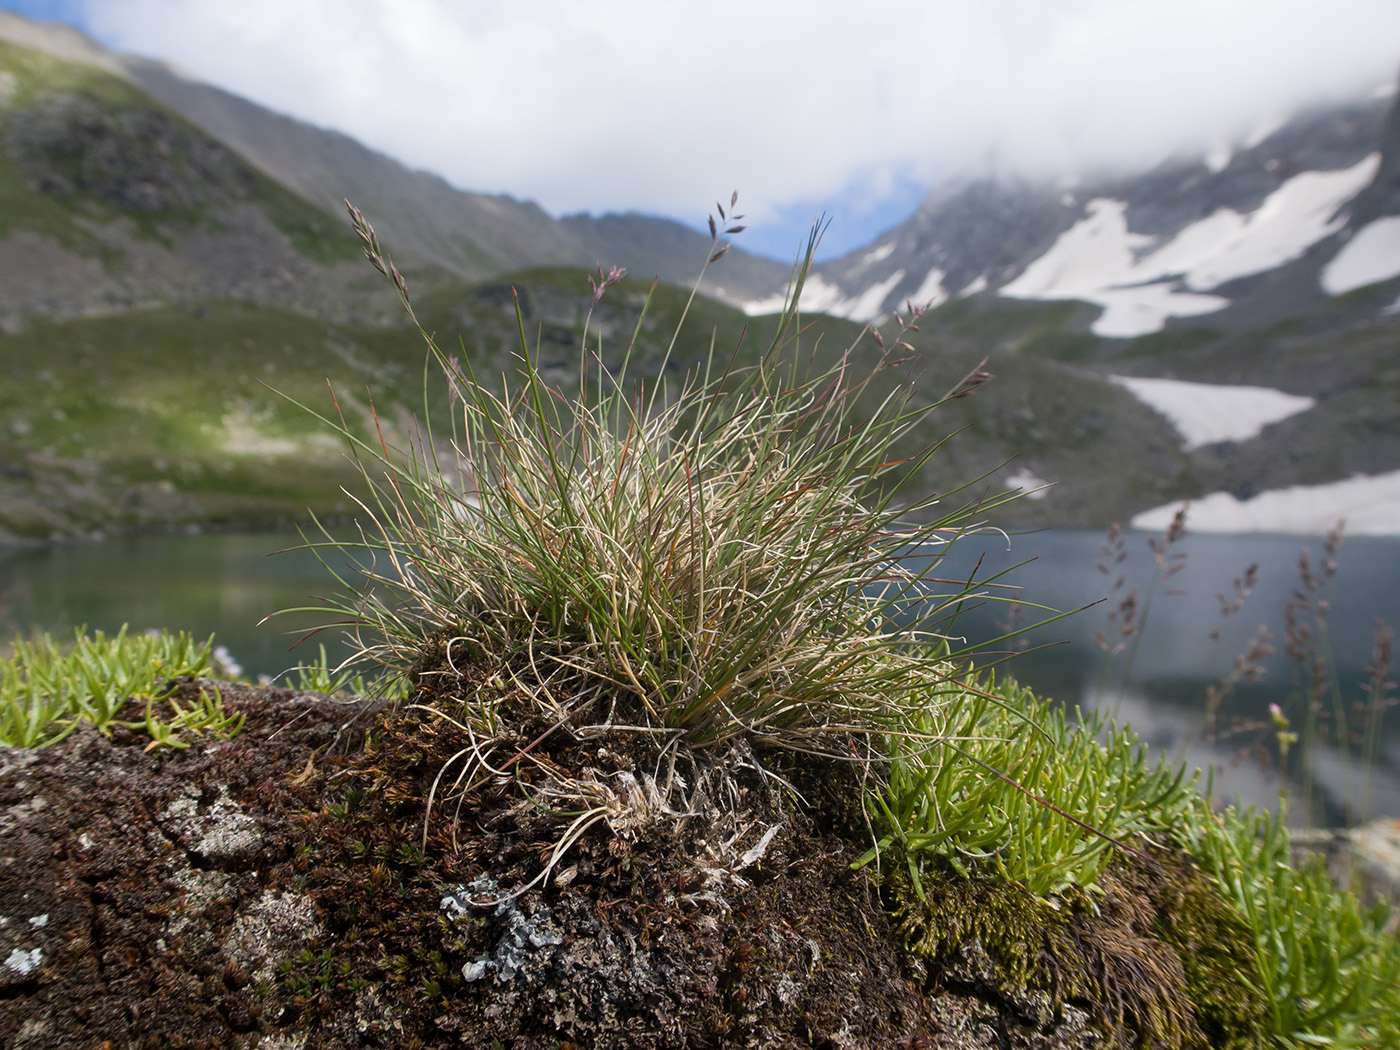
78, 0, 1400, 237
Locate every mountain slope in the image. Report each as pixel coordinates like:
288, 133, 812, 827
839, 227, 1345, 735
0, 31, 416, 332
737, 82, 1400, 533
0, 30, 1207, 545
0, 10, 793, 303
776, 88, 1396, 333
1, 9, 1396, 540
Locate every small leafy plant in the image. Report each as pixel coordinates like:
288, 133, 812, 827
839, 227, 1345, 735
857, 671, 1197, 899
1182, 798, 1400, 1048
0, 624, 242, 748
284, 643, 407, 700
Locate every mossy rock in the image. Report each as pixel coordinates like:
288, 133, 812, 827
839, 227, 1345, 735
892, 847, 1270, 1050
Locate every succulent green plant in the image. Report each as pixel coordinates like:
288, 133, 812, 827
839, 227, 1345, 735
856, 671, 1197, 899
0, 624, 241, 748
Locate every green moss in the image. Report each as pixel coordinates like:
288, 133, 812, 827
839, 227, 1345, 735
1145, 851, 1271, 1050
889, 849, 1269, 1050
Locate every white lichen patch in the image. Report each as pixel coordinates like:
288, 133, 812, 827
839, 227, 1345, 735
255, 1034, 307, 1050
161, 794, 199, 822
4, 947, 41, 976
160, 785, 264, 864
225, 891, 322, 985
1, 793, 46, 838
352, 982, 403, 1042
439, 884, 477, 921
166, 864, 234, 945
456, 876, 564, 983
194, 811, 262, 864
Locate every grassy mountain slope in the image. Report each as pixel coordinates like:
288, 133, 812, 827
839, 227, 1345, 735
0, 36, 411, 332
0, 255, 1213, 542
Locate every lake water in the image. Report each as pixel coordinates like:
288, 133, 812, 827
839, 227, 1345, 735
3, 526, 1397, 821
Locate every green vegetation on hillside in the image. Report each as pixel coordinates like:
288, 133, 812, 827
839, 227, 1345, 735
0, 38, 361, 260
0, 624, 240, 748
2, 205, 1397, 1046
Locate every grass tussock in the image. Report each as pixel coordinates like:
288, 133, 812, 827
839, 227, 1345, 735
294, 200, 1010, 763
277, 201, 1400, 1048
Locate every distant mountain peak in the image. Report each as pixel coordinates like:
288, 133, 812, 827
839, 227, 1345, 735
746, 85, 1400, 335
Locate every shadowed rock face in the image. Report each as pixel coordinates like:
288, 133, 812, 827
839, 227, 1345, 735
6, 93, 256, 214
1348, 76, 1400, 228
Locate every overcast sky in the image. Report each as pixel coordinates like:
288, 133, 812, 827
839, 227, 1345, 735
7, 0, 1400, 259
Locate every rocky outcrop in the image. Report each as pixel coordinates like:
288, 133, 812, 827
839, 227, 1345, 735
0, 683, 1272, 1049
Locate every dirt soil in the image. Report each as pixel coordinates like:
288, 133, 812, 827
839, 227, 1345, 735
1, 682, 1188, 1049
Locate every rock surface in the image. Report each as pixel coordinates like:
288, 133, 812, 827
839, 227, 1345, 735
0, 683, 1134, 1049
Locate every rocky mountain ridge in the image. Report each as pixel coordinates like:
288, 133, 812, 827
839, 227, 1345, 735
788, 84, 1400, 337
0, 10, 791, 310
1, 9, 1398, 541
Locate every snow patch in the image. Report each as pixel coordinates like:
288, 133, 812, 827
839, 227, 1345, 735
1109, 375, 1315, 450
1178, 155, 1378, 289
842, 269, 905, 321
1321, 216, 1400, 295
860, 242, 895, 267
1204, 142, 1231, 174
1003, 469, 1051, 500
1089, 284, 1229, 338
1245, 114, 1287, 150
959, 273, 989, 297
743, 270, 907, 323
741, 280, 823, 317
999, 156, 1378, 336
907, 267, 947, 311
1133, 471, 1400, 536
998, 199, 1228, 336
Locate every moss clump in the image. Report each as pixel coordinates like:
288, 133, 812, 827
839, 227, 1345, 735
891, 845, 1269, 1050
1132, 849, 1270, 1050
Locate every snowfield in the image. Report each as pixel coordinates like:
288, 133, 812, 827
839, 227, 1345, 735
1133, 471, 1400, 536
742, 270, 904, 322
999, 155, 1380, 336
1321, 215, 1400, 295
742, 264, 946, 322
1108, 375, 1315, 450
